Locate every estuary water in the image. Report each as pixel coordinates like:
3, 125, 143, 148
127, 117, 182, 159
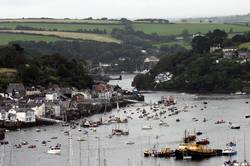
1, 74, 250, 166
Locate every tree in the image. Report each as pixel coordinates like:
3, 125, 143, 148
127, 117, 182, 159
192, 36, 211, 54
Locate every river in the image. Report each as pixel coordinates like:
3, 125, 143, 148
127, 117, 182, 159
1, 74, 250, 166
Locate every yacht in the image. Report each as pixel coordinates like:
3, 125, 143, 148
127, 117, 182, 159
47, 146, 61, 155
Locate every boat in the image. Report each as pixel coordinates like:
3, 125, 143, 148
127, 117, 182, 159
126, 141, 135, 145
175, 143, 218, 160
142, 125, 152, 130
222, 147, 237, 156
230, 124, 240, 129
51, 136, 58, 139
144, 147, 174, 158
227, 142, 236, 147
223, 160, 240, 166
77, 137, 85, 142
245, 115, 250, 119
159, 120, 169, 127
42, 140, 47, 145
28, 145, 36, 149
21, 141, 28, 145
183, 130, 196, 143
14, 144, 22, 148
35, 128, 41, 132
123, 128, 129, 135
83, 130, 88, 134
47, 146, 61, 155
196, 138, 210, 145
215, 120, 226, 124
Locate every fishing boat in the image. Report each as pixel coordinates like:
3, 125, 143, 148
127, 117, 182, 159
196, 138, 210, 145
175, 143, 218, 160
47, 146, 61, 155
222, 147, 237, 156
223, 160, 240, 166
183, 130, 196, 143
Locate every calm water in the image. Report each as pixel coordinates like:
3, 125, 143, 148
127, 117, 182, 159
1, 74, 250, 166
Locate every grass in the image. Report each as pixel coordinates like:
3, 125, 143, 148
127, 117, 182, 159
0, 32, 65, 45
132, 23, 250, 35
0, 68, 17, 74
1, 22, 250, 36
153, 41, 192, 49
0, 22, 122, 33
239, 42, 250, 50
0, 30, 121, 43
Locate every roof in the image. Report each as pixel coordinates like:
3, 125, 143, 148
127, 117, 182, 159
6, 83, 25, 93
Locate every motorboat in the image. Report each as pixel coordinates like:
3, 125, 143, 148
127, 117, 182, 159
230, 124, 240, 129
47, 146, 61, 155
35, 128, 41, 132
222, 147, 237, 156
77, 137, 85, 142
142, 125, 152, 130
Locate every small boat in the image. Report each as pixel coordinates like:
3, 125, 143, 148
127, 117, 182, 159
42, 140, 47, 145
223, 160, 240, 166
126, 141, 135, 145
196, 132, 203, 136
215, 120, 226, 124
14, 144, 22, 148
28, 145, 36, 149
82, 130, 88, 134
51, 136, 58, 139
21, 141, 28, 145
78, 128, 82, 132
222, 147, 237, 156
64, 131, 69, 135
47, 146, 61, 155
226, 142, 236, 147
0, 141, 8, 145
245, 115, 250, 119
230, 124, 240, 129
77, 137, 85, 142
142, 125, 152, 130
36, 128, 41, 132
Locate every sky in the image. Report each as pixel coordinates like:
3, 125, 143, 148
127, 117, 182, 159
0, 0, 250, 19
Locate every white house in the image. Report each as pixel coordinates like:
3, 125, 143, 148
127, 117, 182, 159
31, 103, 45, 118
0, 109, 8, 121
8, 108, 17, 121
46, 93, 58, 101
16, 109, 36, 123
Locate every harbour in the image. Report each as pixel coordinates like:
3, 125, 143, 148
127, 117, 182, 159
1, 74, 250, 166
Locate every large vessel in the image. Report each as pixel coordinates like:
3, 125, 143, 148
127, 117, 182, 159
175, 143, 218, 160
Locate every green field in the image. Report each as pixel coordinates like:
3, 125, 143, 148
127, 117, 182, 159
1, 22, 250, 36
133, 23, 250, 35
0, 33, 66, 45
0, 22, 122, 33
239, 42, 250, 50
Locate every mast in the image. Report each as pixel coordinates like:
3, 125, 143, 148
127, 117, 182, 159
79, 140, 82, 166
87, 134, 90, 166
97, 137, 101, 166
244, 133, 246, 162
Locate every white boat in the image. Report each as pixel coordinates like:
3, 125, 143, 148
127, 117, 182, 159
36, 128, 41, 132
77, 137, 85, 142
230, 124, 240, 129
222, 147, 237, 156
47, 147, 61, 154
142, 125, 152, 130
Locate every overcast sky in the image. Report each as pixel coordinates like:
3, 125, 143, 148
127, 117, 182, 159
0, 0, 249, 19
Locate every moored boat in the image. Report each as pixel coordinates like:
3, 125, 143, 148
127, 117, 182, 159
222, 147, 237, 156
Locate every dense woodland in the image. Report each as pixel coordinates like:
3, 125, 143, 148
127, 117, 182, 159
133, 30, 250, 93
0, 45, 92, 91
